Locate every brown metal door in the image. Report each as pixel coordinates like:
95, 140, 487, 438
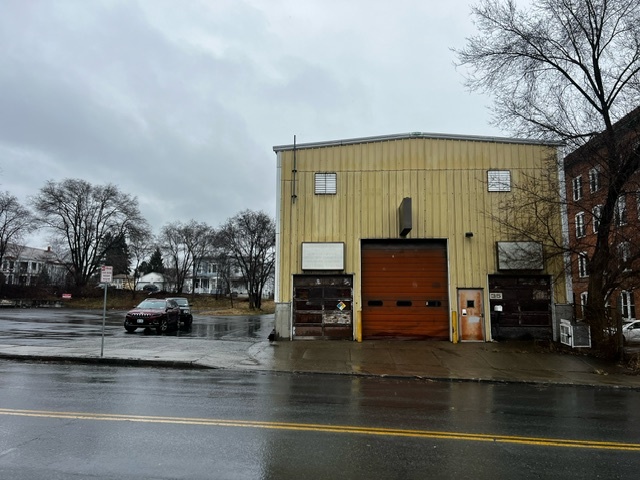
458, 289, 485, 342
292, 275, 353, 339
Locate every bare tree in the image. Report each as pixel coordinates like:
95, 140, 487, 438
31, 179, 147, 289
456, 0, 640, 348
159, 223, 190, 294
127, 229, 154, 294
218, 210, 275, 310
213, 249, 235, 305
0, 192, 36, 276
186, 222, 216, 295
159, 221, 215, 294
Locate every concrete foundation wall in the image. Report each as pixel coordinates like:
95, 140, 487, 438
274, 302, 291, 340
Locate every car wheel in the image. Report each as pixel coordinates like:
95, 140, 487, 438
156, 317, 168, 335
125, 326, 137, 333
182, 316, 192, 331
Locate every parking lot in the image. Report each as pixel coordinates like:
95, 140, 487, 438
0, 308, 274, 344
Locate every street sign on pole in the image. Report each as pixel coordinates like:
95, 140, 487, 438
100, 266, 113, 357
101, 265, 113, 284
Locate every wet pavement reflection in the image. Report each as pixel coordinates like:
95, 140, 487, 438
0, 308, 274, 342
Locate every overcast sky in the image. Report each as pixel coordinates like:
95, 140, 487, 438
0, 0, 502, 247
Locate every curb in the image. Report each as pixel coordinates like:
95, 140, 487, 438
3, 352, 640, 391
0, 353, 212, 370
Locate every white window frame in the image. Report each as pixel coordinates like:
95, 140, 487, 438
572, 175, 583, 201
592, 205, 602, 233
575, 212, 586, 238
615, 195, 627, 226
588, 167, 600, 193
620, 291, 636, 320
580, 291, 588, 319
487, 170, 511, 192
578, 252, 589, 278
619, 241, 631, 271
314, 172, 337, 195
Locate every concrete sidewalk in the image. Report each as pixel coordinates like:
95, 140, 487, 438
1, 332, 639, 389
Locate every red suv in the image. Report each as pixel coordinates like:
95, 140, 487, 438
124, 298, 181, 334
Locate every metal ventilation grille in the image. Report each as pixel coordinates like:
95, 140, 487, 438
487, 170, 511, 192
315, 172, 337, 194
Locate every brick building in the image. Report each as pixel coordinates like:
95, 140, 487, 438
564, 107, 640, 322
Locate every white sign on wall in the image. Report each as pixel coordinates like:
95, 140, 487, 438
497, 242, 544, 270
301, 243, 345, 270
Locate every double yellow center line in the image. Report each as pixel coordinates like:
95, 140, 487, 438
1, 407, 638, 451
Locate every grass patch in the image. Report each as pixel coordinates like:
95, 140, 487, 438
61, 290, 275, 315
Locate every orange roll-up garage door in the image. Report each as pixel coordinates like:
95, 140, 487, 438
361, 240, 449, 340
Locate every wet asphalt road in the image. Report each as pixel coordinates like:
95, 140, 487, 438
1, 362, 640, 479
1, 309, 640, 478
0, 308, 273, 343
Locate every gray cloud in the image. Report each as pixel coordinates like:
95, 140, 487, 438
0, 0, 497, 246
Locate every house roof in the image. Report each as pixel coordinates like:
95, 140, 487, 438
4, 244, 60, 263
273, 131, 562, 152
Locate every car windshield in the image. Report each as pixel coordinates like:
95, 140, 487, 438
136, 300, 166, 309
167, 298, 188, 306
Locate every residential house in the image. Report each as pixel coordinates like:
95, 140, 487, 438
1, 245, 66, 287
136, 272, 170, 292
185, 257, 256, 296
187, 257, 222, 294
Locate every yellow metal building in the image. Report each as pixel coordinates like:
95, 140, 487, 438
273, 132, 568, 342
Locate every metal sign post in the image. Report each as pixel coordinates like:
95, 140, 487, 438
100, 266, 113, 357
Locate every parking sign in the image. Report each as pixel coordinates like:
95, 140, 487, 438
101, 266, 113, 284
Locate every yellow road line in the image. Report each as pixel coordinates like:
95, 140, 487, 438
1, 407, 638, 451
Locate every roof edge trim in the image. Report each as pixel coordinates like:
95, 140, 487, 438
273, 132, 562, 152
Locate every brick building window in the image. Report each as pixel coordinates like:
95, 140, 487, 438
589, 167, 601, 193
572, 175, 583, 201
578, 252, 589, 278
575, 212, 586, 238
621, 291, 635, 320
580, 291, 588, 319
592, 205, 602, 233
615, 195, 627, 226
619, 242, 631, 271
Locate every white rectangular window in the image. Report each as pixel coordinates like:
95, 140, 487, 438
621, 291, 636, 320
575, 212, 586, 238
578, 252, 589, 278
592, 205, 602, 233
487, 170, 511, 192
619, 242, 631, 271
615, 195, 627, 226
588, 167, 600, 193
580, 291, 588, 319
315, 172, 337, 195
572, 175, 583, 201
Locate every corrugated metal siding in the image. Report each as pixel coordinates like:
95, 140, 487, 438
276, 137, 567, 320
